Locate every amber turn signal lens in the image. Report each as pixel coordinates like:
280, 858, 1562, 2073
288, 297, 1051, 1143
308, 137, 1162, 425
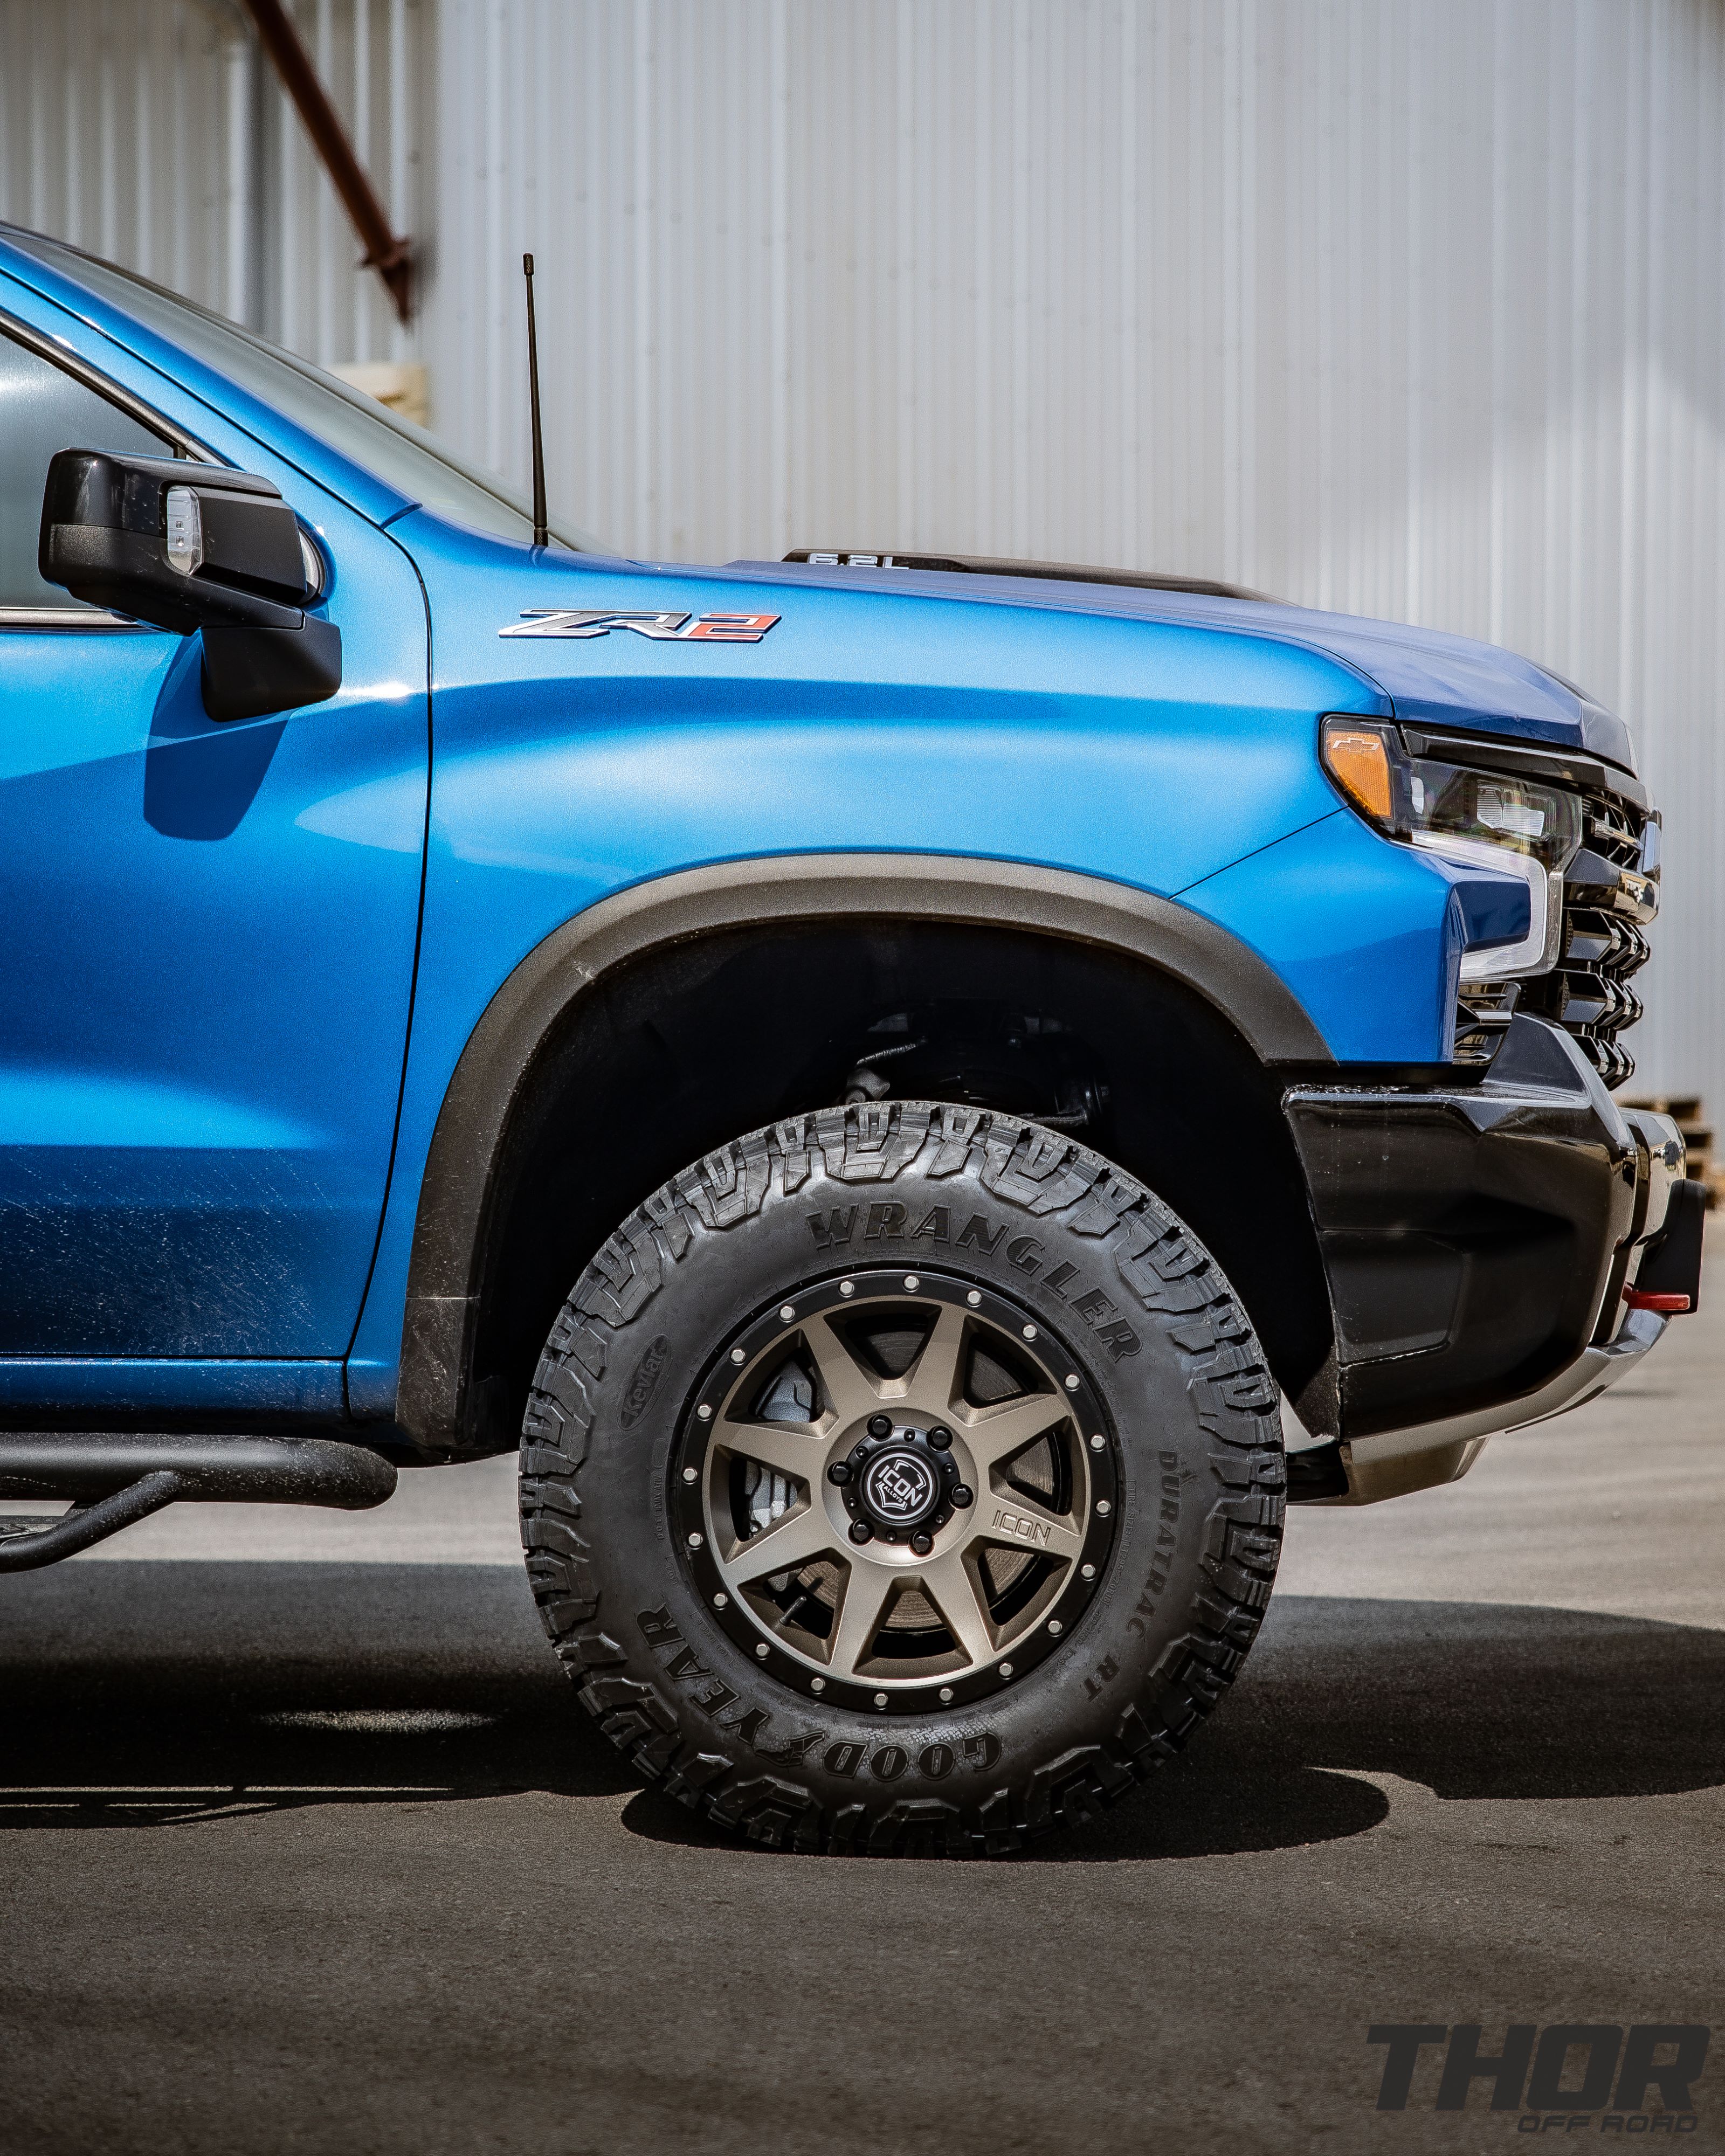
1321, 720, 1394, 823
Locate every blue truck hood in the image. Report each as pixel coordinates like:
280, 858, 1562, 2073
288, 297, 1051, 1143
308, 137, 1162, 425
726, 561, 1637, 775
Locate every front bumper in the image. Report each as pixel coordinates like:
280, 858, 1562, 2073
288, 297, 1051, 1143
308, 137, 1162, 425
1283, 1013, 1686, 1504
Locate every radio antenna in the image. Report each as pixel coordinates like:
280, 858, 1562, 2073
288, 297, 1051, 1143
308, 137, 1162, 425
523, 252, 549, 548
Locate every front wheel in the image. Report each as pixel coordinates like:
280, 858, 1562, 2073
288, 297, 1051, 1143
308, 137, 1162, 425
520, 1102, 1284, 1856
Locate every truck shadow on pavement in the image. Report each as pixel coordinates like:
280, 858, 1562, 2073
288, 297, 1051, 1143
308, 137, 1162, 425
0, 1566, 1719, 1860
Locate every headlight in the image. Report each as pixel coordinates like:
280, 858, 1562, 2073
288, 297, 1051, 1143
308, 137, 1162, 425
1320, 716, 1584, 979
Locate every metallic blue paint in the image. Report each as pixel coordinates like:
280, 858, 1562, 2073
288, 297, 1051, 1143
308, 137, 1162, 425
0, 233, 1634, 1422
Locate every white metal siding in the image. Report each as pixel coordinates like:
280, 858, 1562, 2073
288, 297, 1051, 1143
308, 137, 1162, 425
3, 2, 1723, 1107
0, 0, 428, 364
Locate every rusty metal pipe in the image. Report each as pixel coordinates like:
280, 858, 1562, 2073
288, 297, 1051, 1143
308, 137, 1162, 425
239, 0, 413, 324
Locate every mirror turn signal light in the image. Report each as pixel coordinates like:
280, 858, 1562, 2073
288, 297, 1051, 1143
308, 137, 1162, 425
1320, 715, 1395, 823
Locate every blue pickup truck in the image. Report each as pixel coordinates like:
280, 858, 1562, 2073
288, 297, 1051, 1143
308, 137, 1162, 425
0, 224, 1699, 1855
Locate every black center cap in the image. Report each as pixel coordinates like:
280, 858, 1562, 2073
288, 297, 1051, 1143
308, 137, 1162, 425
859, 1446, 940, 1529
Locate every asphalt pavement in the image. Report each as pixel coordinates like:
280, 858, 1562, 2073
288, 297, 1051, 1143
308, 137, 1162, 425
3, 1245, 1723, 2155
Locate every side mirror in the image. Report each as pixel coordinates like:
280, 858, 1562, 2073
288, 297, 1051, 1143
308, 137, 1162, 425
38, 449, 342, 724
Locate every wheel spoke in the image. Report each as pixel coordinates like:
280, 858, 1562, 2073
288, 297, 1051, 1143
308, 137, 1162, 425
957, 1392, 1069, 1471
964, 1492, 1087, 1568
800, 1313, 888, 1427
905, 1302, 968, 1419
717, 1422, 828, 1482
825, 1560, 896, 1681
719, 1501, 838, 1584
916, 1548, 998, 1668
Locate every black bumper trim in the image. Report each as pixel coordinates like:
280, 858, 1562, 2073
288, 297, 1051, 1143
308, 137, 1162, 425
1284, 1014, 1638, 1442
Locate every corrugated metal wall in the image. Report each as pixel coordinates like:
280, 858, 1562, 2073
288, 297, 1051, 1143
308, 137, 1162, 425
3, 1, 1723, 1108
0, 0, 428, 364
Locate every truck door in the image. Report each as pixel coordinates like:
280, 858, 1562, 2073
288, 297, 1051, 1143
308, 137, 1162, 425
0, 316, 427, 1390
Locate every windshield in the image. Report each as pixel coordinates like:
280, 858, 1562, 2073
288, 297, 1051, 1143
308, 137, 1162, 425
5, 229, 612, 552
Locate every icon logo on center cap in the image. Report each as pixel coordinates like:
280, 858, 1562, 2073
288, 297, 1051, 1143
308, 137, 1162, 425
862, 1449, 939, 1525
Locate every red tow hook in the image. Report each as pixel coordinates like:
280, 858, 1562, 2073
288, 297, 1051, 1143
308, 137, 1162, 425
1625, 1289, 1693, 1313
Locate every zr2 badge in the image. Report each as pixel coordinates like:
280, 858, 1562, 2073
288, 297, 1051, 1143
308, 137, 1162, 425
500, 609, 779, 643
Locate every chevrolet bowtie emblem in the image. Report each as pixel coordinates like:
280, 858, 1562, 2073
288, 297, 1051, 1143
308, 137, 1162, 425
500, 609, 779, 643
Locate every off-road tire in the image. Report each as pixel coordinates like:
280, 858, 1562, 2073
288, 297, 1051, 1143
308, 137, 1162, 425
520, 1102, 1284, 1855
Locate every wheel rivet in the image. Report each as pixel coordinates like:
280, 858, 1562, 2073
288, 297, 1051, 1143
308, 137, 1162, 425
1096, 1499, 1111, 1516
779, 1304, 796, 1322
1089, 1433, 1104, 1450
849, 1520, 874, 1544
1064, 1374, 1079, 1391
687, 1531, 703, 1547
1047, 1620, 1063, 1636
910, 1531, 933, 1556
713, 1592, 728, 1607
1022, 1324, 1038, 1340
828, 1461, 852, 1485
755, 1643, 769, 1659
698, 1405, 713, 1420
730, 1347, 747, 1364
939, 1686, 954, 1703
811, 1676, 825, 1691
967, 1290, 982, 1307
840, 1281, 855, 1297
904, 1273, 920, 1290
998, 1662, 1014, 1679
681, 1467, 698, 1482
873, 1692, 888, 1708
951, 1484, 974, 1508
929, 1425, 953, 1450
867, 1413, 892, 1438
1080, 1564, 1096, 1580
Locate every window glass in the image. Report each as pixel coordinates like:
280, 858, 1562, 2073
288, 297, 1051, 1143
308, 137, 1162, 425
0, 330, 170, 611
9, 232, 612, 552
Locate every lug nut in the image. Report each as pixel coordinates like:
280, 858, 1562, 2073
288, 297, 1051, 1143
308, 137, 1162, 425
849, 1520, 874, 1545
910, 1530, 934, 1556
867, 1413, 892, 1438
928, 1425, 953, 1450
828, 1461, 852, 1485
951, 1484, 974, 1508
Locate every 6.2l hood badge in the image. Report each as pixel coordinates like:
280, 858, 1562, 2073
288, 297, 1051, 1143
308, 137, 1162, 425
500, 609, 778, 643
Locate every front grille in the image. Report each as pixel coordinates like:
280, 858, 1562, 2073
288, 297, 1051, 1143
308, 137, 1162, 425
1496, 789, 1653, 1088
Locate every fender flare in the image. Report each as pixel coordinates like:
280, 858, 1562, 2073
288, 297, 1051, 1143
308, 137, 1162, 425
395, 852, 1331, 1448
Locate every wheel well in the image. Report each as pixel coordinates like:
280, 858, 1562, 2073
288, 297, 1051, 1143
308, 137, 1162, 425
453, 921, 1335, 1452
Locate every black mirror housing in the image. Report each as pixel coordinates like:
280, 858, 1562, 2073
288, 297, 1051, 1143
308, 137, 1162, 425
201, 619, 343, 724
38, 449, 341, 722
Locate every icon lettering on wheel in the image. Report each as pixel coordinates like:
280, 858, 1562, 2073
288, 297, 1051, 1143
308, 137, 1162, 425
992, 1504, 1052, 1546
